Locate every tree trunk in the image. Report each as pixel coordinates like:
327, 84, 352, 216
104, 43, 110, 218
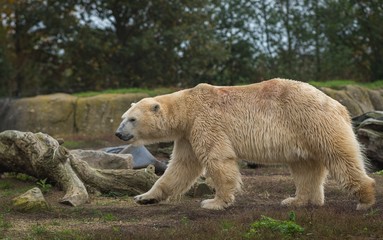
0, 130, 158, 207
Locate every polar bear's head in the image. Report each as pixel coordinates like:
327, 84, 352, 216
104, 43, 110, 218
115, 97, 170, 146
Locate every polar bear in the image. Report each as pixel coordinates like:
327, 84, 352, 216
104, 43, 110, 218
115, 78, 376, 210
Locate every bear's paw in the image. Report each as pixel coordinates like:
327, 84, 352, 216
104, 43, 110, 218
281, 197, 309, 207
200, 198, 230, 210
134, 194, 159, 205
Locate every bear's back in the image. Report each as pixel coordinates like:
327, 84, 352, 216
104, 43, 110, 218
187, 79, 351, 163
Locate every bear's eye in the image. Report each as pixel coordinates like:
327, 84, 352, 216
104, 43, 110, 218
128, 117, 136, 123
152, 104, 160, 112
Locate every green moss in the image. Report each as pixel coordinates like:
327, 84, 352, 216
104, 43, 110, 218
309, 79, 383, 89
12, 197, 50, 212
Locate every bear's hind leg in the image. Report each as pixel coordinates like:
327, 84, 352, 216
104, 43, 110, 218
201, 158, 242, 210
325, 154, 376, 210
282, 160, 327, 207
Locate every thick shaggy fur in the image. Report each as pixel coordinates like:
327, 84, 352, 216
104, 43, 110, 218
115, 78, 376, 210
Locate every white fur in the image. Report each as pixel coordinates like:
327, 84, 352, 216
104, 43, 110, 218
117, 78, 376, 210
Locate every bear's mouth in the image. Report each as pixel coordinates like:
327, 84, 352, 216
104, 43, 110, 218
122, 134, 134, 141
116, 133, 134, 142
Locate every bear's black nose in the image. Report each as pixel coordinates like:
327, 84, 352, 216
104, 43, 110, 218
115, 132, 123, 139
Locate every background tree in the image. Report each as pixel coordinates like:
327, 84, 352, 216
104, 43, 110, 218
0, 0, 382, 97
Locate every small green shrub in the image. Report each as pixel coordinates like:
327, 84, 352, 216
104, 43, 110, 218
36, 178, 52, 194
16, 173, 35, 182
102, 213, 117, 222
245, 211, 304, 238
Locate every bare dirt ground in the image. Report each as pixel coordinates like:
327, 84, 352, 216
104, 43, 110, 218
1, 164, 383, 240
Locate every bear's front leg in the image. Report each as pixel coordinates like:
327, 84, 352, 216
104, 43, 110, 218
201, 158, 242, 210
134, 179, 169, 205
134, 139, 204, 205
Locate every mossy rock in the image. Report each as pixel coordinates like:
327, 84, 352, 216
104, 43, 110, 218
12, 187, 50, 212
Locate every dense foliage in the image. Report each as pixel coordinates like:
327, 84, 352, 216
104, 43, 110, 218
0, 0, 382, 97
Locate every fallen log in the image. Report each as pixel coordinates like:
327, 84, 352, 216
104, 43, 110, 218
0, 130, 159, 206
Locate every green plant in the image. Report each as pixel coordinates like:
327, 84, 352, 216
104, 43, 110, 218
102, 213, 117, 222
32, 223, 49, 235
36, 178, 52, 194
181, 216, 190, 225
376, 170, 383, 176
221, 220, 234, 232
245, 212, 304, 238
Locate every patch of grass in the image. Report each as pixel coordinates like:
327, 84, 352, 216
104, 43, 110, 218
375, 170, 383, 176
0, 214, 12, 232
74, 87, 176, 97
90, 209, 118, 222
245, 211, 304, 239
61, 139, 111, 149
0, 181, 12, 190
0, 179, 35, 198
0, 219, 11, 239
221, 220, 235, 232
16, 173, 36, 182
31, 223, 49, 235
60, 134, 122, 150
29, 227, 92, 240
180, 216, 190, 225
61, 140, 84, 149
102, 213, 118, 222
0, 172, 35, 182
309, 79, 383, 89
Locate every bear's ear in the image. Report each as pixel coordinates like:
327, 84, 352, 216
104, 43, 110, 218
152, 103, 160, 113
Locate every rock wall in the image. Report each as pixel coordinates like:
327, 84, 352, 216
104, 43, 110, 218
0, 85, 383, 137
320, 86, 383, 116
0, 93, 148, 137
